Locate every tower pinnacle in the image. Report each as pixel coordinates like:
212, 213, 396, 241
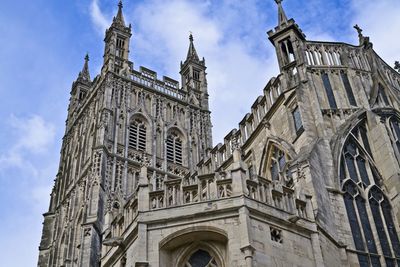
102, 0, 132, 74
275, 0, 288, 26
78, 53, 91, 82
186, 33, 199, 62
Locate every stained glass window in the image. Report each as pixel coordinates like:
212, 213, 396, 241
344, 192, 365, 251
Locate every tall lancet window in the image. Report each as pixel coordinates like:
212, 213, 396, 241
378, 84, 391, 106
280, 38, 295, 65
116, 37, 125, 58
129, 119, 146, 151
266, 145, 289, 181
340, 122, 400, 267
166, 132, 183, 165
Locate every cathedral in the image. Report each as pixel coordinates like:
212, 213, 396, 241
38, 1, 400, 266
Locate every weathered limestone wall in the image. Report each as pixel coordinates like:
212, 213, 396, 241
250, 218, 316, 267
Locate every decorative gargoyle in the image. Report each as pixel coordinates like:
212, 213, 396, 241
394, 61, 400, 72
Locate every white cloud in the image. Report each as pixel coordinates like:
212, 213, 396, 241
89, 0, 110, 34
10, 114, 56, 153
350, 0, 400, 67
0, 114, 56, 172
0, 114, 56, 266
119, 0, 278, 143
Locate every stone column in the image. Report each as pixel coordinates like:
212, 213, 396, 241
135, 156, 150, 265
310, 231, 325, 267
137, 156, 150, 212
240, 245, 255, 267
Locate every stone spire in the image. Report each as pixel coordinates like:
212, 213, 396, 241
275, 0, 288, 26
186, 33, 200, 62
77, 53, 91, 83
112, 0, 126, 27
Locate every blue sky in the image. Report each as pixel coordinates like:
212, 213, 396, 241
0, 0, 399, 265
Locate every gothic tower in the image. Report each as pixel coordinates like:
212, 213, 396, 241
39, 1, 400, 266
37, 2, 212, 266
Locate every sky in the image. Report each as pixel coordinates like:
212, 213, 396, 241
0, 0, 399, 265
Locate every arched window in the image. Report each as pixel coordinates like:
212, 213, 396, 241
340, 122, 400, 266
129, 119, 146, 151
167, 132, 183, 165
185, 249, 218, 267
267, 145, 289, 181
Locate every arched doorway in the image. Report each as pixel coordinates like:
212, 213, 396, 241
159, 226, 227, 267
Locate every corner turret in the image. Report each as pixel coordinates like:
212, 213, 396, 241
102, 0, 133, 74
268, 0, 307, 84
180, 34, 209, 109
67, 54, 92, 126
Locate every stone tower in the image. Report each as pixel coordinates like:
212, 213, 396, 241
37, 2, 212, 266
39, 1, 400, 266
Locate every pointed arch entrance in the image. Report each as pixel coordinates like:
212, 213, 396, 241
159, 226, 227, 267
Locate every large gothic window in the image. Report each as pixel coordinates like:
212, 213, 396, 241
167, 132, 183, 165
129, 119, 146, 151
340, 122, 400, 266
185, 250, 218, 267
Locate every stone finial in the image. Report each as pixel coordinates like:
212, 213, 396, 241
395, 61, 400, 72
353, 24, 372, 48
354, 24, 363, 37
189, 31, 194, 42
354, 24, 368, 46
